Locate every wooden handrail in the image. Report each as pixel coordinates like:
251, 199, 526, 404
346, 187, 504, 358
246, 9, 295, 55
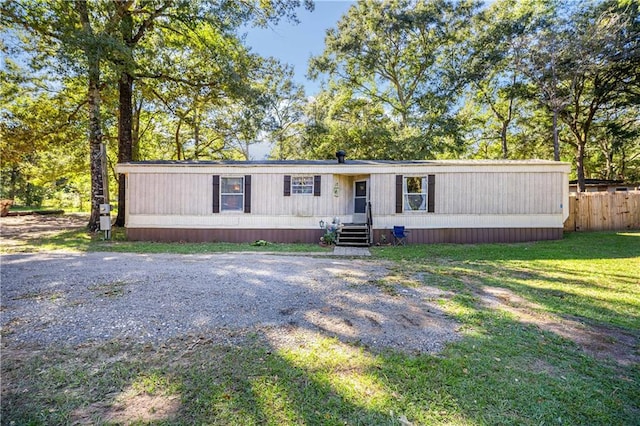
366, 201, 373, 244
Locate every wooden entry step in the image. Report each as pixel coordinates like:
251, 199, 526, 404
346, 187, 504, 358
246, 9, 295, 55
336, 223, 370, 247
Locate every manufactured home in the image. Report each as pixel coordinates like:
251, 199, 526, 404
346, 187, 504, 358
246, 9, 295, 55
115, 157, 571, 245
568, 179, 639, 193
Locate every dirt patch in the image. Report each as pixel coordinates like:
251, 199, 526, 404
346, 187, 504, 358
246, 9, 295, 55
478, 286, 639, 366
530, 359, 561, 376
0, 214, 88, 249
72, 392, 181, 425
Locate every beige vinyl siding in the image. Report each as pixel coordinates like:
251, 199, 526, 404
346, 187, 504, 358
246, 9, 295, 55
369, 171, 562, 216
437, 172, 562, 214
369, 174, 395, 215
333, 174, 353, 215
129, 172, 340, 217
128, 170, 563, 216
126, 214, 325, 229
129, 173, 211, 215
259, 174, 327, 216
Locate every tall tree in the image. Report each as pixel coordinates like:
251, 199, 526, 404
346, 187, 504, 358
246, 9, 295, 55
2, 0, 313, 226
309, 0, 479, 159
76, 0, 109, 229
592, 105, 640, 181
516, 0, 640, 191
260, 61, 306, 160
111, 0, 171, 226
1, 0, 111, 230
300, 86, 395, 160
462, 0, 552, 159
108, 0, 313, 225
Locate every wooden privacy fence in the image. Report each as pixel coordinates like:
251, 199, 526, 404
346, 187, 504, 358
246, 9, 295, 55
564, 191, 640, 232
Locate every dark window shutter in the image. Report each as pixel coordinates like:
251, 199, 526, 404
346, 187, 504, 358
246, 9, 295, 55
427, 174, 435, 213
212, 175, 220, 213
395, 175, 403, 213
314, 175, 321, 196
284, 175, 291, 196
244, 175, 251, 213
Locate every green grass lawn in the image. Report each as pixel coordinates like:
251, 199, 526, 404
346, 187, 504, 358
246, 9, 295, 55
2, 231, 639, 425
1, 226, 330, 254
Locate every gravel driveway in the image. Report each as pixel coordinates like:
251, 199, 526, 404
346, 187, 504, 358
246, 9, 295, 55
1, 251, 459, 354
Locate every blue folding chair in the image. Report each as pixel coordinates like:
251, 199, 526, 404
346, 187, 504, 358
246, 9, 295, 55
392, 226, 408, 246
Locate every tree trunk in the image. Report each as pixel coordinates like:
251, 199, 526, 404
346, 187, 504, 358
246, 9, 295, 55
25, 181, 33, 206
115, 71, 133, 227
552, 109, 560, 161
9, 166, 18, 200
87, 69, 105, 231
576, 140, 586, 192
77, 0, 106, 231
175, 120, 183, 160
620, 147, 627, 181
500, 122, 508, 159
132, 99, 141, 161
114, 3, 134, 227
194, 118, 200, 160
605, 156, 614, 180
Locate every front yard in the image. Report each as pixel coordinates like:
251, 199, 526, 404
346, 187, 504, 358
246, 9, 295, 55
1, 216, 638, 425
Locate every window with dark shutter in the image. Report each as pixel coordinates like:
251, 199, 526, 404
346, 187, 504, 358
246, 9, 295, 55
314, 175, 321, 196
291, 176, 314, 194
284, 175, 291, 196
220, 177, 244, 211
244, 175, 251, 213
403, 177, 427, 211
395, 175, 403, 213
427, 174, 435, 213
212, 175, 220, 213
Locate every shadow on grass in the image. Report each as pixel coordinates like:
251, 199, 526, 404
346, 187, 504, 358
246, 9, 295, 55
2, 313, 638, 425
416, 259, 640, 331
374, 231, 640, 331
2, 248, 638, 424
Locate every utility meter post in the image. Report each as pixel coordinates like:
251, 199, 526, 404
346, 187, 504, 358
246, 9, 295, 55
99, 203, 112, 240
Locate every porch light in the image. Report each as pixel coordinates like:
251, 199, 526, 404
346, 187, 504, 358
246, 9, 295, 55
319, 219, 325, 229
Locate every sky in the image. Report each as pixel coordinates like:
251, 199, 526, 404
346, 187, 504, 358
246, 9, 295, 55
243, 0, 355, 96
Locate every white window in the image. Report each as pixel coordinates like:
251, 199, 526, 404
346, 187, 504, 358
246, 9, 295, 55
291, 176, 314, 195
221, 177, 244, 211
404, 177, 427, 211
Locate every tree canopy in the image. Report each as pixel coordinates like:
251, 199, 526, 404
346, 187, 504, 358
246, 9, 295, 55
1, 0, 638, 218
1, 0, 312, 227
302, 0, 639, 189
308, 0, 480, 159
